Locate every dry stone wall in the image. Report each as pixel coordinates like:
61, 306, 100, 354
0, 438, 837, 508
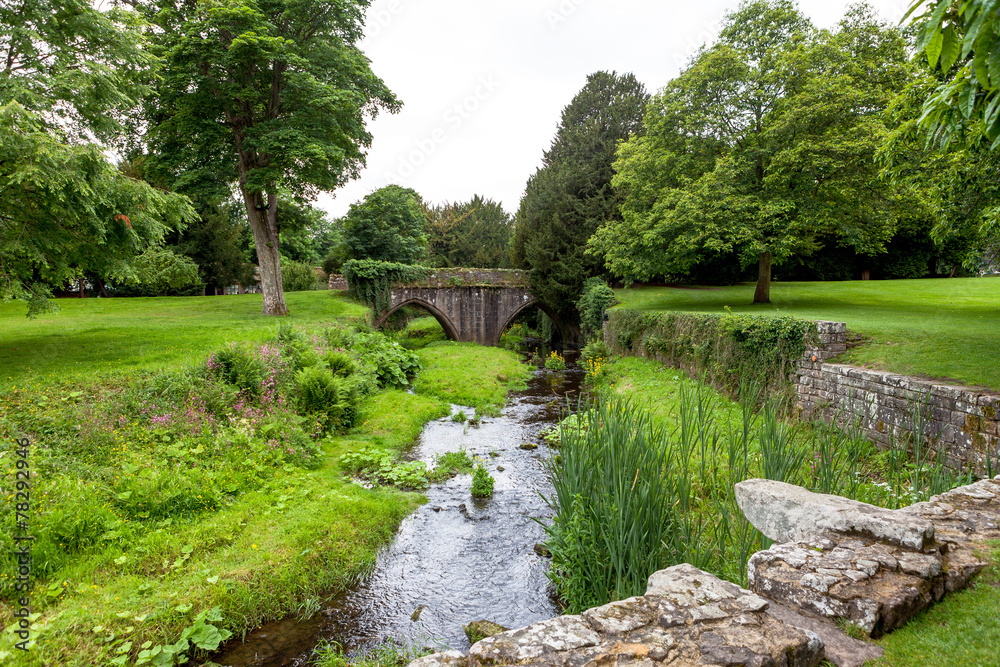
797, 321, 1000, 475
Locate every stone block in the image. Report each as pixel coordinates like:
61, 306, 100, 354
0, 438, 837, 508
734, 479, 935, 551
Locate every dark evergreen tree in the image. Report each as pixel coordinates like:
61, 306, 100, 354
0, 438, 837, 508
425, 195, 513, 268
512, 71, 648, 338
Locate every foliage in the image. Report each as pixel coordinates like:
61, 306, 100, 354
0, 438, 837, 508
451, 410, 468, 423
590, 3, 913, 303
543, 395, 678, 612
282, 259, 321, 292
498, 322, 533, 351
130, 246, 202, 296
0, 105, 194, 316
544, 364, 976, 610
512, 71, 649, 327
342, 185, 427, 264
577, 277, 616, 343
544, 351, 567, 371
427, 449, 475, 482
906, 0, 1000, 149
606, 308, 815, 396
338, 447, 429, 491
352, 331, 422, 389
341, 259, 429, 313
424, 195, 513, 268
542, 412, 591, 447
470, 461, 496, 498
580, 339, 610, 364
295, 366, 360, 432
144, 0, 399, 316
313, 638, 427, 667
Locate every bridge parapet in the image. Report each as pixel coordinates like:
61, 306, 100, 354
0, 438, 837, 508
398, 268, 530, 289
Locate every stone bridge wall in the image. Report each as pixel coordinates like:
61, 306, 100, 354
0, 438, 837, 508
407, 269, 531, 289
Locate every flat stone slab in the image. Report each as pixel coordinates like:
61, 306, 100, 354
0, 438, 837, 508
412, 565, 824, 667
764, 601, 883, 667
735, 479, 936, 551
747, 476, 1000, 637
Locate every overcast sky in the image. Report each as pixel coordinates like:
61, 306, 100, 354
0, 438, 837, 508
316, 0, 915, 220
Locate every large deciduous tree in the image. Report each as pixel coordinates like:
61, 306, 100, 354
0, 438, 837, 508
146, 0, 399, 316
590, 2, 909, 303
512, 70, 648, 333
342, 185, 426, 264
0, 0, 193, 314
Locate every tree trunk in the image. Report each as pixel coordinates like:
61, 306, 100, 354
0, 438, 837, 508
752, 252, 771, 304
242, 189, 288, 316
861, 269, 871, 281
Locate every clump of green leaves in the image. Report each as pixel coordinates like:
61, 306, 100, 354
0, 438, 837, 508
471, 462, 495, 498
295, 366, 360, 432
544, 351, 567, 371
577, 277, 616, 343
451, 410, 467, 423
338, 447, 429, 490
428, 449, 475, 482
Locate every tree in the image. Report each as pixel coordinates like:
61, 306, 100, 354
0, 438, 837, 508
425, 196, 513, 268
342, 185, 427, 264
906, 0, 1000, 148
0, 0, 193, 315
512, 71, 649, 332
145, 0, 399, 316
590, 2, 908, 303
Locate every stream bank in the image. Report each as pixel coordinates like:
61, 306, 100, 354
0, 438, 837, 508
214, 356, 584, 666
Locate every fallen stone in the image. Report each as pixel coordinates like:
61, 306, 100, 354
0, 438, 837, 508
735, 479, 936, 550
765, 601, 883, 667
408, 650, 466, 667
533, 542, 551, 558
519, 442, 538, 450
464, 620, 509, 644
410, 604, 426, 621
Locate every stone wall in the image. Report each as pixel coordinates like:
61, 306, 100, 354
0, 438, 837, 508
328, 273, 348, 290
797, 322, 1000, 475
408, 269, 531, 289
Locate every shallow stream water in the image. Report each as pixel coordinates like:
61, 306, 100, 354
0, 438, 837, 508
214, 356, 584, 666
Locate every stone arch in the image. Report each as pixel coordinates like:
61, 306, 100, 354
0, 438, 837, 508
374, 298, 461, 341
494, 298, 566, 347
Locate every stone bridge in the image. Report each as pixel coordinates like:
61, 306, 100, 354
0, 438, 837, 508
368, 269, 560, 347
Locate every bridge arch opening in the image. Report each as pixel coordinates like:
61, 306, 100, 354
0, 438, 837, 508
495, 299, 567, 349
374, 299, 461, 342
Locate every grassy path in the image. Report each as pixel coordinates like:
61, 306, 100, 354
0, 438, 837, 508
615, 277, 1000, 390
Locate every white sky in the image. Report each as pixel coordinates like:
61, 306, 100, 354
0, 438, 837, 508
316, 0, 915, 220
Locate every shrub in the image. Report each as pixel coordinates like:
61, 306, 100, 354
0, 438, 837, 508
295, 366, 359, 431
325, 350, 359, 378
577, 277, 616, 343
282, 258, 321, 291
499, 322, 533, 351
544, 351, 566, 371
208, 344, 266, 398
580, 339, 609, 364
352, 331, 422, 388
338, 447, 429, 490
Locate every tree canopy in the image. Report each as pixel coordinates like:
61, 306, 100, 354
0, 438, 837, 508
144, 0, 399, 316
342, 185, 427, 264
513, 70, 649, 331
0, 0, 193, 315
425, 196, 513, 268
589, 2, 912, 303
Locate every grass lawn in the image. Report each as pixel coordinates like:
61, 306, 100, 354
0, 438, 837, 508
614, 277, 1000, 390
874, 542, 1000, 667
0, 291, 368, 388
0, 292, 531, 665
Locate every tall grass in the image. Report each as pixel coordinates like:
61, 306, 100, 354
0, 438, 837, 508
543, 379, 981, 610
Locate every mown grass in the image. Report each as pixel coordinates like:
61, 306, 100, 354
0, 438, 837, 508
413, 341, 530, 416
0, 295, 530, 665
0, 291, 368, 388
874, 543, 1000, 667
614, 278, 1000, 390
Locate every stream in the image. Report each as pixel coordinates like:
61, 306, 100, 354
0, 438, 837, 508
214, 355, 585, 666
